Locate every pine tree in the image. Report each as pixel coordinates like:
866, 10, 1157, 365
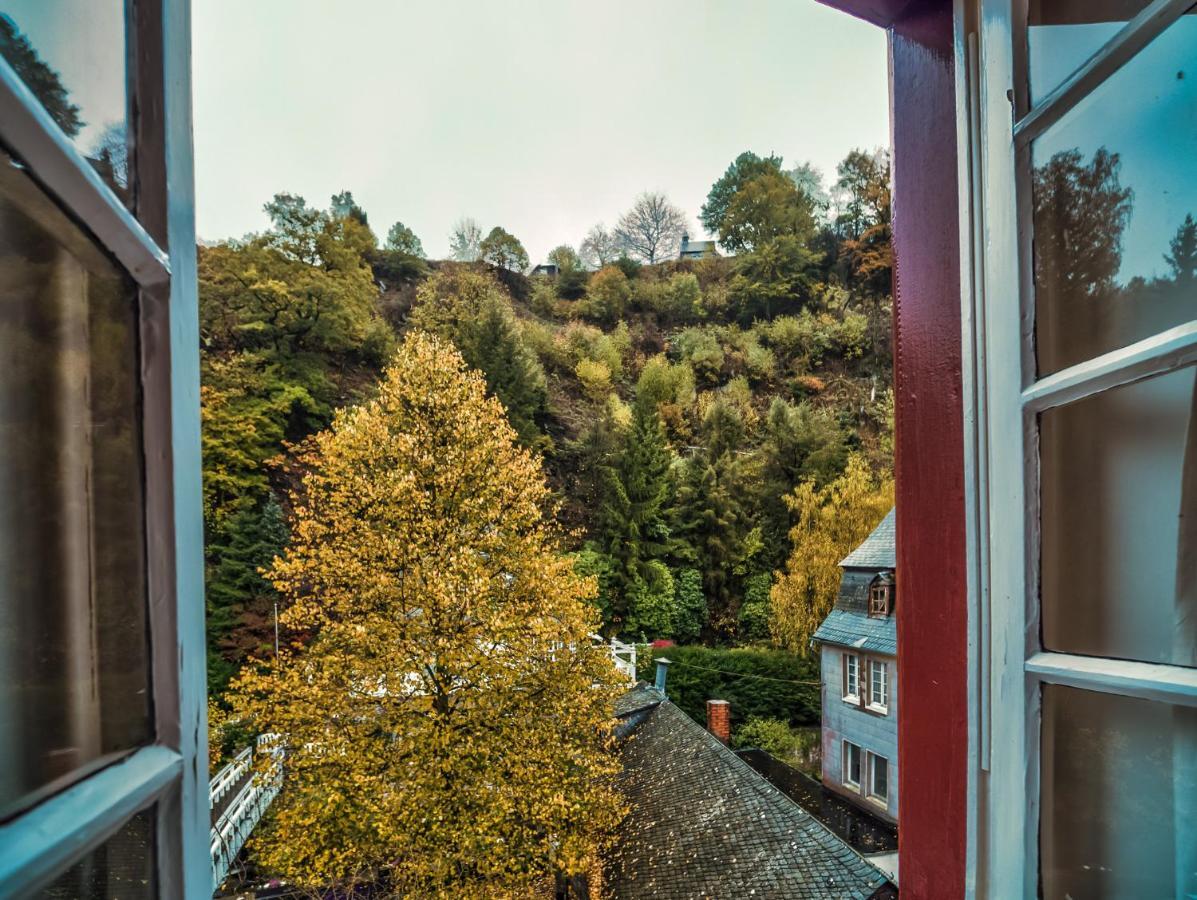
597, 397, 675, 634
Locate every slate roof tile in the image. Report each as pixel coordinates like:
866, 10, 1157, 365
605, 693, 891, 899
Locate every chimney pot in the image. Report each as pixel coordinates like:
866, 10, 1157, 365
654, 657, 672, 692
706, 699, 730, 743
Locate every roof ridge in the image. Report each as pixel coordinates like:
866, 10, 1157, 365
652, 700, 890, 892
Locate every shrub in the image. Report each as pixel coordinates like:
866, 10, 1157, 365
733, 716, 796, 757
584, 266, 631, 325
636, 644, 819, 727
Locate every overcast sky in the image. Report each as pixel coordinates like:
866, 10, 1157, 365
192, 0, 889, 262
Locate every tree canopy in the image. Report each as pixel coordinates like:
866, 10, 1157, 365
385, 220, 425, 256
480, 226, 530, 271
231, 333, 624, 896
701, 151, 784, 239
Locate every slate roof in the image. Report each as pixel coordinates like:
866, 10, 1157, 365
605, 688, 892, 899
812, 608, 897, 656
839, 508, 896, 569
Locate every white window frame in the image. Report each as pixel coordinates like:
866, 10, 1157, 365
843, 740, 862, 789
0, 1, 208, 896
958, 0, 1197, 895
867, 751, 889, 805
843, 652, 861, 703
868, 659, 889, 714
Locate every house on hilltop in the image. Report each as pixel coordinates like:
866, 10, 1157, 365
813, 508, 898, 825
678, 232, 718, 260
602, 672, 895, 899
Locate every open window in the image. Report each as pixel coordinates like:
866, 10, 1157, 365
0, 1, 207, 894
867, 752, 889, 805
868, 571, 894, 617
966, 1, 1197, 895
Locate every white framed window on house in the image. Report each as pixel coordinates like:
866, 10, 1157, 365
866, 752, 889, 805
843, 741, 862, 789
868, 660, 889, 714
843, 652, 860, 703
962, 0, 1197, 896
0, 1, 207, 896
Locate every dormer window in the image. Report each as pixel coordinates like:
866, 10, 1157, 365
869, 572, 894, 618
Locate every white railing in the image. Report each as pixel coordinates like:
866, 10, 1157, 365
210, 735, 284, 892
208, 746, 252, 810
590, 634, 637, 684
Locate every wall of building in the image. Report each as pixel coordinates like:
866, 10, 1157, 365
820, 644, 899, 823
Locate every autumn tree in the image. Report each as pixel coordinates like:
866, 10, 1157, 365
231, 333, 624, 896
615, 192, 687, 263
769, 455, 894, 652
719, 172, 818, 254
385, 220, 425, 257
580, 223, 621, 268
584, 265, 632, 325
547, 244, 582, 272
832, 148, 889, 239
480, 226, 530, 271
449, 216, 484, 261
701, 151, 784, 238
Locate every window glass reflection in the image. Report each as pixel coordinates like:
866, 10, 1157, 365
0, 4, 129, 202
1027, 1, 1152, 105
39, 809, 155, 899
1041, 365, 1197, 668
1041, 686, 1196, 899
0, 151, 150, 820
1031, 9, 1197, 374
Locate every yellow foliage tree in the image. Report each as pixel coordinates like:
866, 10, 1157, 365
769, 454, 894, 652
231, 332, 624, 896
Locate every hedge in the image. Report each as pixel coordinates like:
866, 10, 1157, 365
636, 644, 821, 728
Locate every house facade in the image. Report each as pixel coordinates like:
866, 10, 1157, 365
814, 509, 898, 824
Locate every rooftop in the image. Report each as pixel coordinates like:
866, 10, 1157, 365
605, 686, 893, 899
839, 508, 895, 569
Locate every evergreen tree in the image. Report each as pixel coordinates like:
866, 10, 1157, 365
458, 296, 548, 448
1165, 213, 1197, 284
597, 397, 675, 634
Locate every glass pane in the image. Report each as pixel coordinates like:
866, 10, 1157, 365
0, 3, 131, 202
1030, 9, 1197, 374
0, 151, 150, 819
1041, 365, 1197, 667
39, 808, 156, 899
1041, 686, 1196, 899
1027, 0, 1152, 106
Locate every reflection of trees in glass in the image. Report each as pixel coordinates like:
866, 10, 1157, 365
89, 121, 127, 190
1165, 213, 1197, 285
1033, 147, 1133, 301
0, 15, 83, 136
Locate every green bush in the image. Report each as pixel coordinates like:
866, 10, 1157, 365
636, 644, 820, 727
733, 716, 796, 756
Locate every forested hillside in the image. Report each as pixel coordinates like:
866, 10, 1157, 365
201, 149, 898, 695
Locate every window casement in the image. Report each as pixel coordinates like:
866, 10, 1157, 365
0, 1, 207, 896
962, 1, 1197, 896
868, 660, 889, 714
843, 741, 862, 789
867, 752, 889, 805
869, 573, 894, 617
843, 652, 861, 703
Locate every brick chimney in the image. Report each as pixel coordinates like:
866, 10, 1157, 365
706, 699, 730, 743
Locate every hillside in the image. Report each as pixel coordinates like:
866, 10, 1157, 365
200, 151, 896, 696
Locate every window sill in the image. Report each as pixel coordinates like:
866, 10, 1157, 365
866, 704, 889, 716
843, 694, 860, 705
